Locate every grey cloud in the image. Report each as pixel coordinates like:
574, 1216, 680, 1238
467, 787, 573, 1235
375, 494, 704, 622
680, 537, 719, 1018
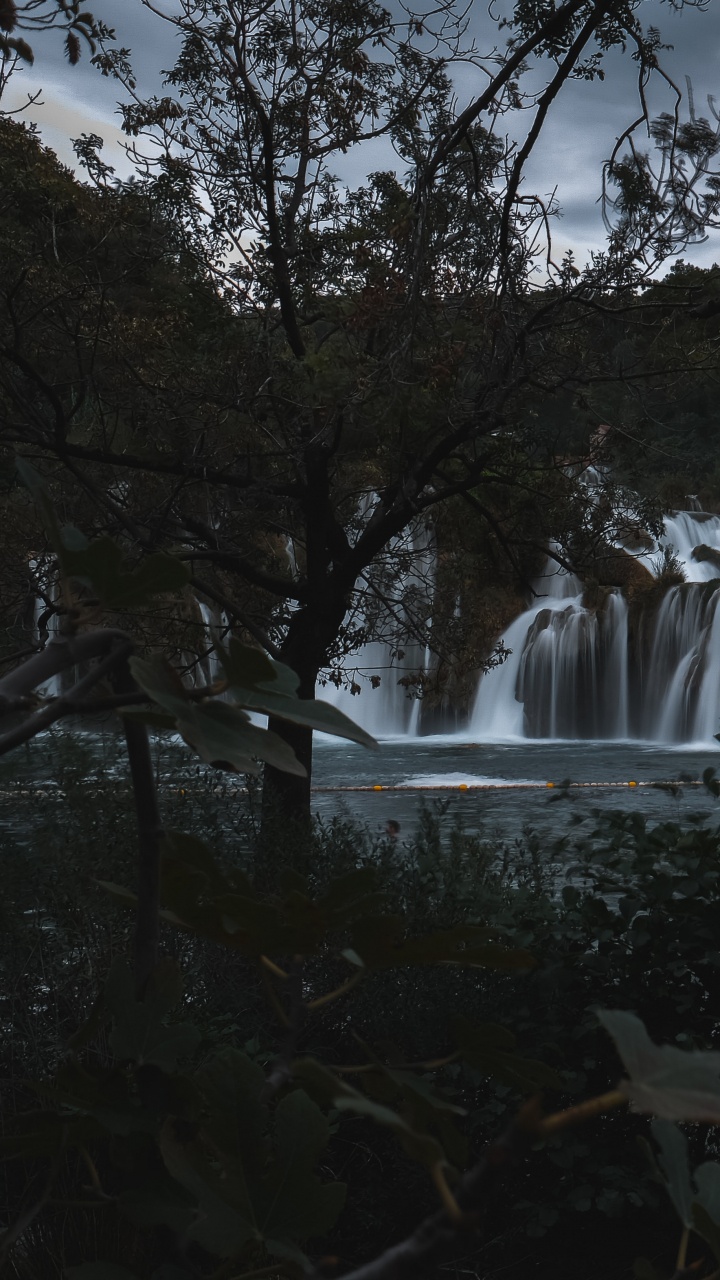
4, 0, 720, 266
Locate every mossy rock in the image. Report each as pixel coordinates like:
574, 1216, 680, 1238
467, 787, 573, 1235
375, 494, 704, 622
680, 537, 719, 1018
583, 547, 654, 600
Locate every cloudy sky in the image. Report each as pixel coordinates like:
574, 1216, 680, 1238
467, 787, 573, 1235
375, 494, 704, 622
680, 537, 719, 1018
4, 0, 720, 270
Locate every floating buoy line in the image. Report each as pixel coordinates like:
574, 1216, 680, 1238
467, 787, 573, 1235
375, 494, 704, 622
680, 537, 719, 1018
0, 781, 707, 799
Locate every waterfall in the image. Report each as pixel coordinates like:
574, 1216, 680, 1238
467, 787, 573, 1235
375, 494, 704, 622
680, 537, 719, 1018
27, 493, 720, 746
320, 514, 435, 738
470, 565, 630, 741
196, 602, 228, 686
646, 585, 720, 743
659, 512, 720, 581
470, 511, 720, 746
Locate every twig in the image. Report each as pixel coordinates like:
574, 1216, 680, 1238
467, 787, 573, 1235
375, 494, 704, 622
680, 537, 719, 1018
336, 1102, 542, 1280
336, 1089, 630, 1280
307, 969, 363, 1010
676, 1226, 690, 1273
336, 1051, 461, 1075
537, 1090, 627, 1136
260, 955, 289, 980
264, 957, 306, 1097
112, 659, 164, 999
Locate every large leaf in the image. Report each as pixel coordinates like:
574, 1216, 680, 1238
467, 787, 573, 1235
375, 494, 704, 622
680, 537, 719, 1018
650, 1119, 720, 1263
163, 831, 255, 898
176, 701, 307, 776
158, 834, 382, 955
118, 1173, 197, 1235
105, 959, 201, 1071
599, 1009, 720, 1121
219, 638, 279, 687
158, 1079, 344, 1260
363, 1063, 468, 1167
15, 462, 189, 609
649, 1119, 695, 1227
256, 1090, 346, 1242
293, 1058, 447, 1168
60, 536, 190, 608
694, 1162, 720, 1234
130, 656, 306, 776
451, 1016, 562, 1092
46, 1061, 158, 1137
159, 1119, 259, 1259
194, 1048, 269, 1223
0, 1111, 103, 1161
220, 638, 378, 749
693, 1201, 720, 1266
155, 834, 534, 964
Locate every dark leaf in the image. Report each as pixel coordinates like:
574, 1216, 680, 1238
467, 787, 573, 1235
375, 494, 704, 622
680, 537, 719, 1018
220, 639, 377, 749
0, 0, 17, 34
451, 1016, 562, 1091
65, 30, 81, 62
66, 1266, 142, 1280
105, 960, 200, 1071
61, 540, 189, 608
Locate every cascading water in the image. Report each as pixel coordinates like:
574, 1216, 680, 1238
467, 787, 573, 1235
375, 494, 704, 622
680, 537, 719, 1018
321, 515, 435, 737
28, 492, 720, 744
471, 511, 720, 745
195, 602, 229, 686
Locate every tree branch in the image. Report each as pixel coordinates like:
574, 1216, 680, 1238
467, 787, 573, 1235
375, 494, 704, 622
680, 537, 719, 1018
337, 1103, 541, 1280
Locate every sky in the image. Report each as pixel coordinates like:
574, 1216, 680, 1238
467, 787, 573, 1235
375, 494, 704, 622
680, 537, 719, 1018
3, 0, 720, 270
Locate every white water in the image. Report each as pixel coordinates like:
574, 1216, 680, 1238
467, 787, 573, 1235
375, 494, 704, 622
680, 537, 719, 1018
27, 504, 720, 747
321, 515, 435, 736
471, 511, 720, 745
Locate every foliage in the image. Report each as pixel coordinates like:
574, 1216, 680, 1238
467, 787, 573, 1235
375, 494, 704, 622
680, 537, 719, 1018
7, 713, 720, 1276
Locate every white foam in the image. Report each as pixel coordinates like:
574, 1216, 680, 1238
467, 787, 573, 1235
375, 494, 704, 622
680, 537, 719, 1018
399, 772, 539, 788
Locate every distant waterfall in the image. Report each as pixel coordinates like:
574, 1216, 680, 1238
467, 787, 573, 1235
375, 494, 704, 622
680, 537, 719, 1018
320, 517, 435, 737
471, 512, 720, 745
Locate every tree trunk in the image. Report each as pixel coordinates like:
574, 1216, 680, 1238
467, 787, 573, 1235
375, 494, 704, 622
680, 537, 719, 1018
259, 585, 349, 841
262, 715, 314, 849
260, 616, 319, 846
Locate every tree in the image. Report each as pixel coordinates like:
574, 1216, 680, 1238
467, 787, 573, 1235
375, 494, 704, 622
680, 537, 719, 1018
0, 0, 103, 80
3, 0, 720, 822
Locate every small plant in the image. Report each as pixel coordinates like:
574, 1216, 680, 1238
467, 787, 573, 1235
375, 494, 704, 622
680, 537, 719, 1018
652, 543, 687, 584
